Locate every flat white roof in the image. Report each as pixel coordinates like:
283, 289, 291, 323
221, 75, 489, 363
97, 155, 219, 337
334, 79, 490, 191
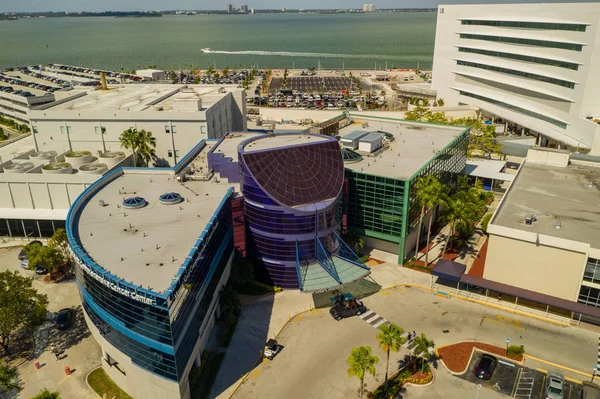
465, 159, 515, 182
44, 84, 238, 112
77, 147, 237, 292
342, 117, 465, 180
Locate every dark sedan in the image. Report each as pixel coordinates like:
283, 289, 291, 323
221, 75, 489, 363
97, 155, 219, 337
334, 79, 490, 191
18, 240, 42, 260
55, 308, 74, 330
474, 354, 498, 380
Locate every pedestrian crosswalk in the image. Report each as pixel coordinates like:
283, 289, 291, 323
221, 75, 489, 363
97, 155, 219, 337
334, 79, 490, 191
359, 310, 390, 329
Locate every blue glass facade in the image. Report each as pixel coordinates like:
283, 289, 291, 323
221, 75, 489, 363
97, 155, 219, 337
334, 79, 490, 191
68, 165, 235, 385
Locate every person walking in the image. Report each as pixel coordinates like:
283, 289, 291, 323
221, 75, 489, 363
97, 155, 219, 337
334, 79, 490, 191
50, 345, 59, 361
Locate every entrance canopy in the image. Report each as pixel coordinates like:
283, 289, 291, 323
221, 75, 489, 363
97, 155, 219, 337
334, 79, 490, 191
431, 259, 466, 282
461, 274, 600, 319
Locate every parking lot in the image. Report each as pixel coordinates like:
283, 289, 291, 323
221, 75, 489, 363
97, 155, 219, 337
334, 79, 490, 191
269, 76, 353, 93
458, 351, 583, 398
231, 285, 595, 399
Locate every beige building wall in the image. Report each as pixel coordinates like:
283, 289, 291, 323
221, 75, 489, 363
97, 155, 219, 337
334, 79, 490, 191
485, 234, 586, 301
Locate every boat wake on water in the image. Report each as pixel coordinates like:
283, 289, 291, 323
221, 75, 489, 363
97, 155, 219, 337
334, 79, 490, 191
203, 49, 409, 60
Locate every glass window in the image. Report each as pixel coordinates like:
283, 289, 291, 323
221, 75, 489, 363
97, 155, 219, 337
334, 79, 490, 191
579, 285, 600, 307
60, 126, 66, 134
165, 125, 170, 134
66, 126, 72, 134
461, 20, 587, 32
201, 126, 207, 134
458, 90, 568, 129
459, 33, 583, 52
172, 125, 177, 134
456, 60, 575, 89
168, 150, 173, 158
95, 126, 103, 135
457, 47, 579, 71
584, 258, 600, 284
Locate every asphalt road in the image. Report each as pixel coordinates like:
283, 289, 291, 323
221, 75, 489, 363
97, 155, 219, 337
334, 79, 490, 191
233, 285, 597, 399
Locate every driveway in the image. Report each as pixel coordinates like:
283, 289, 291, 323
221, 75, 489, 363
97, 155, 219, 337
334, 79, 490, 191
0, 247, 101, 399
233, 285, 597, 399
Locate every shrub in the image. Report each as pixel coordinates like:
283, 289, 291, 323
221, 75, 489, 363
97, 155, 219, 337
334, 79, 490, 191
481, 214, 493, 235
507, 345, 525, 358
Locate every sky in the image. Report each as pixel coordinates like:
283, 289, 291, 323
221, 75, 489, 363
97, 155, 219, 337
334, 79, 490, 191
0, 0, 594, 13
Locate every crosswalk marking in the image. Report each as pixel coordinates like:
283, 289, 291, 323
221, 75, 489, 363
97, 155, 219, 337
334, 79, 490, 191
358, 309, 389, 329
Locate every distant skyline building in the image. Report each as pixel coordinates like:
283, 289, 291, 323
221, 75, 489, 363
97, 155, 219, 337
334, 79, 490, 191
363, 4, 376, 12
250, 8, 255, 14
226, 3, 233, 13
241, 4, 248, 13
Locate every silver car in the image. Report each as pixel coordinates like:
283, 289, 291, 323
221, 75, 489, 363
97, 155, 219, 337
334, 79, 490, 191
545, 371, 564, 399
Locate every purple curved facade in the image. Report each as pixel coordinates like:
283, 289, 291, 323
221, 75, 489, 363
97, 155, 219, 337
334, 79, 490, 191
239, 135, 344, 288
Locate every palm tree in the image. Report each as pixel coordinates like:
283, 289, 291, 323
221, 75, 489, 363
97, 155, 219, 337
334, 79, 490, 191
136, 129, 156, 166
347, 346, 379, 399
119, 128, 139, 167
377, 323, 405, 390
32, 388, 60, 399
0, 361, 18, 393
413, 333, 435, 373
442, 193, 477, 257
119, 128, 156, 167
413, 176, 448, 265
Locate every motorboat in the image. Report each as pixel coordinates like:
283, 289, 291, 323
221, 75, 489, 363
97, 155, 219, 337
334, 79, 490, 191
201, 48, 212, 53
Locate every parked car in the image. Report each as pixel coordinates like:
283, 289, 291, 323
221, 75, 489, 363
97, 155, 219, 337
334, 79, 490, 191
545, 371, 565, 399
474, 354, 497, 380
35, 265, 48, 275
330, 298, 367, 321
263, 339, 283, 360
55, 308, 74, 330
20, 259, 29, 269
18, 240, 42, 260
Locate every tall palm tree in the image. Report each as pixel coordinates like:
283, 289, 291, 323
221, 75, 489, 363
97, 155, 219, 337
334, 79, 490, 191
0, 361, 18, 393
413, 333, 435, 373
442, 193, 477, 257
414, 176, 448, 265
377, 323, 405, 390
136, 129, 156, 167
119, 128, 139, 167
347, 346, 379, 399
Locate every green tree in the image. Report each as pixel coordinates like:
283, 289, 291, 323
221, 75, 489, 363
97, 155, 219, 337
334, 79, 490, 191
377, 323, 405, 390
347, 346, 379, 399
119, 128, 156, 167
223, 66, 230, 76
413, 176, 448, 266
31, 388, 60, 399
25, 245, 64, 273
442, 192, 477, 256
0, 271, 48, 354
437, 98, 445, 107
454, 117, 501, 158
404, 105, 429, 121
136, 129, 157, 167
413, 333, 435, 373
48, 228, 71, 264
0, 127, 6, 141
0, 361, 19, 393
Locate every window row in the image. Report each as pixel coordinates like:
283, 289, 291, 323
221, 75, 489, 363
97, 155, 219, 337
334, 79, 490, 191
458, 90, 568, 129
459, 33, 583, 52
578, 285, 600, 308
584, 258, 600, 284
456, 60, 575, 89
460, 20, 587, 32
457, 47, 579, 71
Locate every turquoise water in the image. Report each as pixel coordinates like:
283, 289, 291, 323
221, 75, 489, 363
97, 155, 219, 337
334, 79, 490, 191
0, 13, 437, 71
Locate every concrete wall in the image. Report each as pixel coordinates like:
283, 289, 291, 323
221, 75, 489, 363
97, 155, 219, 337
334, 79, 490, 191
484, 234, 586, 301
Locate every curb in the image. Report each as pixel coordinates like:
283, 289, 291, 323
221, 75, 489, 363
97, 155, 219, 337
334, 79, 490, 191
85, 366, 103, 399
524, 354, 592, 378
437, 341, 524, 376
378, 282, 569, 327
403, 369, 436, 388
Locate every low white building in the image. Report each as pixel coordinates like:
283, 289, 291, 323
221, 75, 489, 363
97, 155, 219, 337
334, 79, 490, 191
136, 69, 167, 81
0, 90, 55, 124
28, 84, 246, 166
432, 2, 600, 154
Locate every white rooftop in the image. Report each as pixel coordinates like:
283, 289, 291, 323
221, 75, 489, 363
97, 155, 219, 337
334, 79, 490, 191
242, 133, 329, 153
212, 132, 265, 159
45, 84, 238, 112
342, 118, 465, 180
77, 147, 237, 292
465, 159, 515, 182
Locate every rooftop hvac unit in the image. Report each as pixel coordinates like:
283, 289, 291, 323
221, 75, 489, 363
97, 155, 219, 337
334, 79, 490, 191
3, 161, 35, 174
99, 151, 126, 167
64, 150, 93, 167
42, 162, 73, 174
79, 162, 108, 174
29, 150, 57, 162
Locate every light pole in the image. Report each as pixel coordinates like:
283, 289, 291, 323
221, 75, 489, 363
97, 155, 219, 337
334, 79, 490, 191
505, 337, 510, 355
593, 366, 598, 382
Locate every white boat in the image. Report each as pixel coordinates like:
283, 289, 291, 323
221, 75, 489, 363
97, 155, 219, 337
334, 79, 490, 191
201, 48, 212, 53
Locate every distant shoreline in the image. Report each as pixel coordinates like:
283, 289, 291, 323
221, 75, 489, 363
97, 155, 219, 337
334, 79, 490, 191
0, 9, 436, 20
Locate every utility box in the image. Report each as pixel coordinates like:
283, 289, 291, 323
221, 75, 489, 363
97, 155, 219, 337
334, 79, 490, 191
358, 133, 384, 153
340, 130, 368, 150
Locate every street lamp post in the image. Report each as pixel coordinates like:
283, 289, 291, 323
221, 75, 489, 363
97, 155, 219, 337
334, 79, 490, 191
593, 366, 598, 382
506, 337, 510, 355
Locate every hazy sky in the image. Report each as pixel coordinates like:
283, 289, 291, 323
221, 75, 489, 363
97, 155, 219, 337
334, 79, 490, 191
0, 0, 594, 13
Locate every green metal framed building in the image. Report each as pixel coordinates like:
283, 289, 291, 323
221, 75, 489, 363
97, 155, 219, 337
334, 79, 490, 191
341, 115, 470, 263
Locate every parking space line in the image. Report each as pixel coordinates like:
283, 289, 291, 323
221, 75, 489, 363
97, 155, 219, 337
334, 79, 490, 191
359, 310, 374, 319
511, 368, 522, 397
482, 316, 527, 331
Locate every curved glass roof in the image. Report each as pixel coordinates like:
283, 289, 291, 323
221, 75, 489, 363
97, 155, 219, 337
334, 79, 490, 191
122, 197, 146, 209
159, 192, 182, 204
242, 139, 344, 208
341, 148, 364, 164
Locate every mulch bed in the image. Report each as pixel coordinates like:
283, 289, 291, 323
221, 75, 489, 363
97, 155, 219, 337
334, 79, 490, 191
437, 342, 523, 373
438, 248, 461, 261
418, 240, 437, 254
468, 239, 488, 278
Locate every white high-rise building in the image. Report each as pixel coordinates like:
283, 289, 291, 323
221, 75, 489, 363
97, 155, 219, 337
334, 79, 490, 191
369, 4, 376, 12
363, 4, 370, 12
432, 3, 600, 154
226, 3, 233, 13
